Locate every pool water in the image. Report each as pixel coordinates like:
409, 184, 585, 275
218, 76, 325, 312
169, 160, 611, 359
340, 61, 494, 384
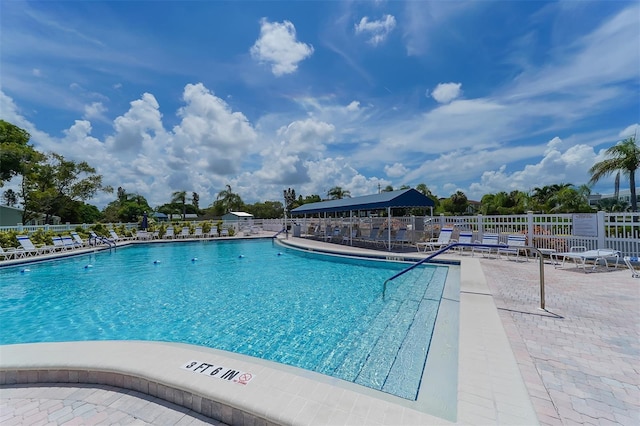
0, 239, 448, 400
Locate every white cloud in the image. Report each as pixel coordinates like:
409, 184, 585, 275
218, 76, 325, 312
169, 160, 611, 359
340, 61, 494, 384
430, 82, 462, 104
83, 101, 107, 120
32, 68, 42, 77
346, 101, 360, 112
384, 163, 408, 178
250, 18, 314, 76
354, 14, 396, 46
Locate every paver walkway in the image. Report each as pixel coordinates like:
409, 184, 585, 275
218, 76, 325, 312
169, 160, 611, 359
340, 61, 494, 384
475, 255, 640, 425
0, 383, 224, 425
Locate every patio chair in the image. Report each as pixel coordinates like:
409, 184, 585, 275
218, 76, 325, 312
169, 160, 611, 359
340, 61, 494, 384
61, 235, 79, 250
164, 227, 175, 239
341, 228, 358, 245
391, 228, 411, 249
0, 245, 25, 260
109, 230, 133, 242
623, 256, 640, 278
417, 227, 455, 252
71, 232, 89, 247
472, 233, 502, 258
456, 231, 474, 255
552, 247, 621, 273
17, 235, 55, 256
497, 234, 529, 262
358, 227, 380, 245
220, 228, 229, 237
179, 226, 191, 238
193, 227, 203, 238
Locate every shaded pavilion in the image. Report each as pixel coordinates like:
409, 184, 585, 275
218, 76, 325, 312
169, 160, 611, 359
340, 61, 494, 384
290, 188, 435, 250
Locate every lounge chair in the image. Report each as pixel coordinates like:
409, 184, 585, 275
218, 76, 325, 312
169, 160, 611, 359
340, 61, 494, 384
472, 233, 501, 258
456, 231, 474, 255
623, 256, 640, 278
193, 227, 203, 238
52, 236, 67, 251
220, 228, 229, 237
359, 227, 380, 245
109, 230, 133, 242
165, 227, 175, 239
390, 228, 410, 249
417, 228, 455, 252
71, 232, 89, 247
179, 226, 191, 238
497, 234, 528, 262
61, 235, 78, 250
17, 235, 55, 256
552, 247, 621, 273
0, 245, 24, 260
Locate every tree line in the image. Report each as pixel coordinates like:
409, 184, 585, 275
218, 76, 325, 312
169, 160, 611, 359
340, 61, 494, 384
1, 120, 638, 226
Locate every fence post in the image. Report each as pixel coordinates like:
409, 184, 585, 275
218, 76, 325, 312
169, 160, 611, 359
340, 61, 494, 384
439, 213, 445, 229
597, 211, 606, 248
477, 214, 484, 238
527, 211, 534, 247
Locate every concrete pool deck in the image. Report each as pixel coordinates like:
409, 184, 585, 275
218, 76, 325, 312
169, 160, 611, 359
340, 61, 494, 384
1, 235, 638, 424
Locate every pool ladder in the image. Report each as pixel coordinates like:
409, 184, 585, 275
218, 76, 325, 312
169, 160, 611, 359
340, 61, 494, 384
383, 243, 547, 310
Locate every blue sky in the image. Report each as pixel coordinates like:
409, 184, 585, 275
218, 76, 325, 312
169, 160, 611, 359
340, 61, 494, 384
1, 0, 638, 209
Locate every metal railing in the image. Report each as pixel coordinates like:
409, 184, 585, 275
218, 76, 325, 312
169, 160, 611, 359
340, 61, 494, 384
382, 243, 547, 310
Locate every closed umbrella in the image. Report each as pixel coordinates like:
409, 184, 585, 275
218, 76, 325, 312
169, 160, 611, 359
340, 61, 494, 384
141, 212, 148, 230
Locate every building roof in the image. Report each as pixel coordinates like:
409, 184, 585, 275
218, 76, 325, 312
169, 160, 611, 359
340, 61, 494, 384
291, 188, 435, 215
227, 211, 254, 217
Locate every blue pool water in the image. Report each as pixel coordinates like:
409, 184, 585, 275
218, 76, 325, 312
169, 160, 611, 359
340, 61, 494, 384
0, 239, 448, 400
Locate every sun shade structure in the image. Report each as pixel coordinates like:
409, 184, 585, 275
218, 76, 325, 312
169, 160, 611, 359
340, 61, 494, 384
291, 188, 435, 215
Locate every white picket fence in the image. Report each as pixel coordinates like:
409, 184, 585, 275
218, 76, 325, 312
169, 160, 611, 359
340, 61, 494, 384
2, 212, 638, 256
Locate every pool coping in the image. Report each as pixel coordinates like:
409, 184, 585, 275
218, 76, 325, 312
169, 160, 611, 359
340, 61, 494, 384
0, 236, 538, 425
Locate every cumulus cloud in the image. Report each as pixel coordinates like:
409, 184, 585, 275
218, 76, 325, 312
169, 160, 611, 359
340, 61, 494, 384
384, 162, 408, 178
354, 14, 396, 46
83, 101, 107, 120
250, 18, 314, 76
430, 82, 462, 104
346, 101, 360, 112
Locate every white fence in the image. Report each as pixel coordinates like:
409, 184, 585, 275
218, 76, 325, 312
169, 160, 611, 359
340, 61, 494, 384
2, 212, 638, 256
292, 211, 640, 257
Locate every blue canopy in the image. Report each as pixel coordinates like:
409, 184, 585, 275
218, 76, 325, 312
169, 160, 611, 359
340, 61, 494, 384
291, 188, 435, 215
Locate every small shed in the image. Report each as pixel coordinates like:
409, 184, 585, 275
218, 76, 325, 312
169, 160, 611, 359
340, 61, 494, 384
222, 211, 254, 222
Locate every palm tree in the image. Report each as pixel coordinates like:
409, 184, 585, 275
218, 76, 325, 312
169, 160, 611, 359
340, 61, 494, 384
327, 186, 351, 200
216, 184, 243, 213
589, 135, 639, 212
171, 190, 187, 220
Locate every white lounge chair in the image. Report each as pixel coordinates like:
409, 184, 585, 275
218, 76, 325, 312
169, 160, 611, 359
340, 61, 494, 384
552, 247, 621, 273
220, 228, 229, 237
417, 228, 455, 252
71, 232, 89, 247
623, 256, 640, 278
109, 230, 133, 242
178, 226, 190, 238
164, 227, 175, 239
61, 235, 78, 250
17, 235, 55, 256
456, 231, 474, 255
0, 245, 24, 260
472, 233, 501, 258
497, 234, 528, 262
193, 227, 203, 238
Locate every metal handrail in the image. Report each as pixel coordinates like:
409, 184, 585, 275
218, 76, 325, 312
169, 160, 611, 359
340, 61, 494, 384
272, 227, 286, 238
382, 243, 546, 310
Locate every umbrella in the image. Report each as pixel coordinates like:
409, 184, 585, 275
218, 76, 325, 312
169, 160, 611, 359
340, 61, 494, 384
141, 212, 148, 230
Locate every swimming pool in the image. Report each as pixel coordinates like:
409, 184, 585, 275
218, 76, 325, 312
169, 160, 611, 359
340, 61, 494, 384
0, 239, 449, 401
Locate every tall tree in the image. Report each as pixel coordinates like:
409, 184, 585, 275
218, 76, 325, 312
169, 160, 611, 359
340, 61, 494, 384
192, 192, 200, 212
589, 135, 639, 212
22, 153, 112, 223
171, 190, 187, 220
215, 184, 244, 213
0, 120, 43, 186
327, 186, 351, 200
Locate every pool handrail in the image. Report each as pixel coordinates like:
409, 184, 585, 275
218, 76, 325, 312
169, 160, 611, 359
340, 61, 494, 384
383, 243, 546, 310
272, 227, 286, 238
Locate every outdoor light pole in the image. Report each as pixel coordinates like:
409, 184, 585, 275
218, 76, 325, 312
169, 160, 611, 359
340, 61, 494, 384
283, 188, 296, 239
